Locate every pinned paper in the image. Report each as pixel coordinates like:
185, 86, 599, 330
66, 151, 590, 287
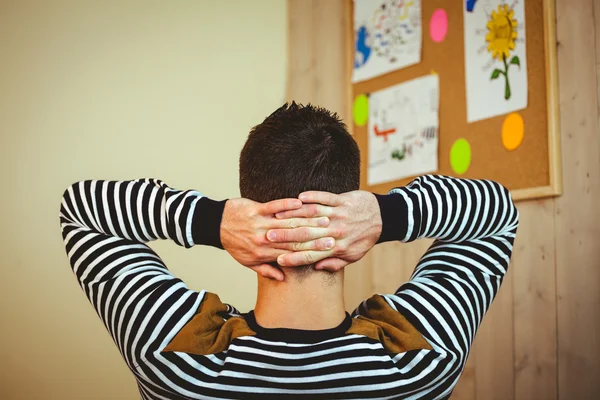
352, 0, 422, 82
464, 1, 528, 122
353, 94, 369, 127
367, 74, 439, 185
450, 138, 471, 175
502, 112, 524, 150
466, 0, 479, 12
430, 9, 448, 43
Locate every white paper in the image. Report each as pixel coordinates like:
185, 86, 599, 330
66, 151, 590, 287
352, 0, 422, 83
368, 74, 439, 185
464, 0, 528, 122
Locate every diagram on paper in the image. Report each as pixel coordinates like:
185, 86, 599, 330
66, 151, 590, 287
368, 74, 439, 185
464, 0, 528, 122
353, 0, 422, 83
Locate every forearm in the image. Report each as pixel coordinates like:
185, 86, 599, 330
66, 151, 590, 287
60, 179, 225, 248
375, 175, 519, 243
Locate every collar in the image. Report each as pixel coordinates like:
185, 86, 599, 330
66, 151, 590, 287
244, 311, 352, 343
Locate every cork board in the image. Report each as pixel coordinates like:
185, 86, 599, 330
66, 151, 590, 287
348, 0, 561, 201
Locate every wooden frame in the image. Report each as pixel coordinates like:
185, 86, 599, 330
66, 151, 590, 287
345, 0, 562, 202
511, 0, 562, 201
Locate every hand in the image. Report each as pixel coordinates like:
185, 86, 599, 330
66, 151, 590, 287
221, 198, 337, 281
267, 190, 382, 272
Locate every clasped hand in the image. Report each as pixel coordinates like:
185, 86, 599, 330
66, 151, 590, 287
220, 191, 382, 281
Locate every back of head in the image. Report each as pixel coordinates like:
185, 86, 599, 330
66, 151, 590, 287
239, 102, 361, 275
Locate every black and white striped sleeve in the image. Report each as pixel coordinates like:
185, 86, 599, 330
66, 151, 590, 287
59, 179, 225, 371
367, 175, 518, 397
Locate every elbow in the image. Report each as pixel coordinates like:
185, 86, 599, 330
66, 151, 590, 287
59, 181, 86, 221
499, 182, 519, 229
60, 181, 79, 208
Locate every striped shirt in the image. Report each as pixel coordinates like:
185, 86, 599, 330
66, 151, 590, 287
59, 175, 518, 399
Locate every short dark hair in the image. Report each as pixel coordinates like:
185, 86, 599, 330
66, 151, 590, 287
239, 102, 360, 276
239, 102, 360, 203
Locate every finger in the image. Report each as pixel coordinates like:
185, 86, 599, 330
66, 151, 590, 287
266, 227, 329, 243
270, 237, 335, 252
315, 258, 349, 272
298, 191, 344, 206
277, 249, 335, 267
275, 204, 333, 219
250, 264, 284, 281
260, 198, 302, 215
269, 216, 330, 229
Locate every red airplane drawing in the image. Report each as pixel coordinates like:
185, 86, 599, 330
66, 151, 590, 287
374, 125, 397, 142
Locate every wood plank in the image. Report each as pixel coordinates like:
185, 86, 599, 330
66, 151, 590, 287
555, 0, 600, 398
286, 0, 316, 103
344, 255, 375, 312
595, 0, 600, 67
474, 267, 515, 400
512, 201, 558, 400
543, 0, 563, 197
312, 0, 347, 114
370, 240, 432, 294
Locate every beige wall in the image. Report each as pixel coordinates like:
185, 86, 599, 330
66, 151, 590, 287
0, 1, 287, 398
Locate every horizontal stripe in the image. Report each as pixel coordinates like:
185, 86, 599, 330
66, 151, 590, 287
59, 175, 518, 399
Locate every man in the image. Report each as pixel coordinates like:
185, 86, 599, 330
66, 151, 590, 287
60, 103, 518, 399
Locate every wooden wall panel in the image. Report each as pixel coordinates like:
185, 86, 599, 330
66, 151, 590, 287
287, 0, 316, 104
474, 275, 515, 400
370, 240, 432, 294
555, 1, 600, 398
286, 0, 600, 398
287, 0, 348, 116
512, 201, 557, 400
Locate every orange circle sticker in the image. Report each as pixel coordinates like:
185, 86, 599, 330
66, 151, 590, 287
502, 113, 524, 150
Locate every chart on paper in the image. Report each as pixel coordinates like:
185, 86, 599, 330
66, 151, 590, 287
367, 74, 439, 185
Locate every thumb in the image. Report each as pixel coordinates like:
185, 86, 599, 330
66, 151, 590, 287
250, 264, 285, 281
315, 258, 349, 272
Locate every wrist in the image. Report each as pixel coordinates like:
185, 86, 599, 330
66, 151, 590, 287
373, 193, 409, 243
192, 197, 227, 248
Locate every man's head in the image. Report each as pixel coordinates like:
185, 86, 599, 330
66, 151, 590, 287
239, 102, 360, 275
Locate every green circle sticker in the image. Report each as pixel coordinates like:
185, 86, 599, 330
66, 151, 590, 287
353, 94, 369, 127
450, 138, 471, 175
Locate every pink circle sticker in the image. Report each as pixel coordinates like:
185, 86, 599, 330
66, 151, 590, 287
430, 8, 448, 43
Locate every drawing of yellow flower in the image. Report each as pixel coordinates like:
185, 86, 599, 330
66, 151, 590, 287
486, 4, 517, 60
486, 4, 520, 100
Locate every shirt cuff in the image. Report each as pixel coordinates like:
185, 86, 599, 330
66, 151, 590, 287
192, 197, 227, 249
374, 193, 409, 244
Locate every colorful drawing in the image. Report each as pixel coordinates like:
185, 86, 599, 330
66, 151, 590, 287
374, 125, 397, 141
487, 4, 520, 99
464, 0, 528, 123
367, 74, 439, 185
353, 0, 422, 83
466, 0, 479, 12
354, 26, 372, 68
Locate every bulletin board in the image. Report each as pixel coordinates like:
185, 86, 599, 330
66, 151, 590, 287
348, 0, 561, 201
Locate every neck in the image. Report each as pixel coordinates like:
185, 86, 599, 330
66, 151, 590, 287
253, 268, 346, 330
